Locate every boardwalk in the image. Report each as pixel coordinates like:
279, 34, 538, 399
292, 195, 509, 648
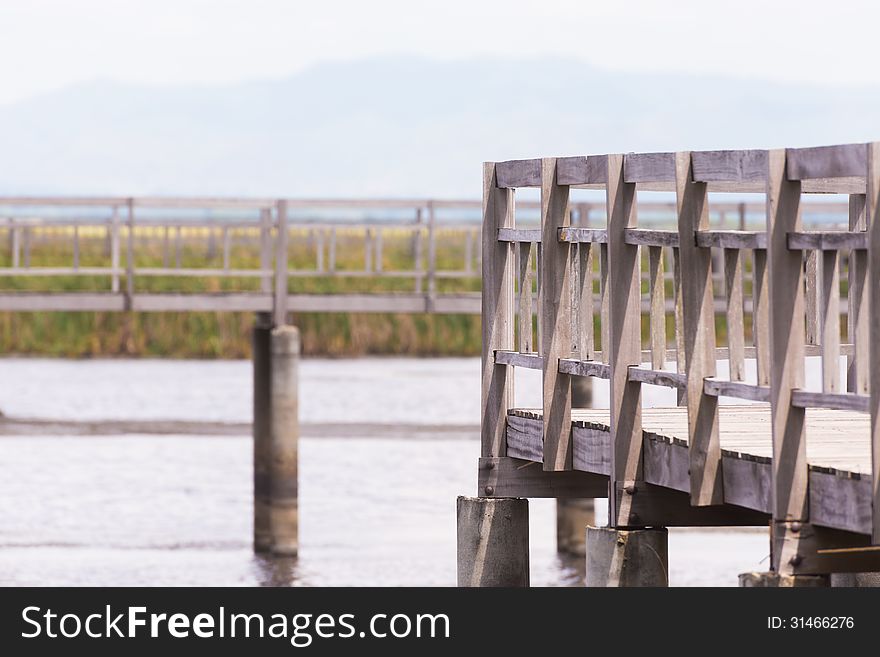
461, 142, 880, 586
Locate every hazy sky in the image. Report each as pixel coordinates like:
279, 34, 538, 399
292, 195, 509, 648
0, 0, 874, 105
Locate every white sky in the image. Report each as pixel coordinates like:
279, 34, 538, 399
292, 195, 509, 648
0, 0, 875, 105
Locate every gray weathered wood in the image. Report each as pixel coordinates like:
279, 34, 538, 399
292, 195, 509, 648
786, 143, 867, 181
558, 227, 607, 243
518, 242, 534, 352
868, 142, 880, 543
628, 366, 685, 389
110, 206, 120, 293
556, 155, 607, 186
558, 357, 611, 379
125, 199, 135, 310
753, 248, 770, 386
540, 158, 573, 471
482, 163, 515, 458
695, 230, 767, 249
478, 457, 607, 498
600, 243, 610, 364
724, 248, 745, 381
676, 151, 722, 506
805, 249, 820, 346
606, 153, 643, 525
576, 242, 595, 359
691, 149, 768, 183
788, 231, 867, 250
648, 246, 666, 369
624, 152, 675, 183
626, 228, 679, 248
672, 246, 685, 405
791, 390, 869, 413
274, 200, 289, 326
821, 249, 841, 393
495, 159, 542, 188
847, 195, 868, 394
494, 349, 542, 369
703, 378, 770, 402
498, 227, 541, 242
767, 149, 808, 554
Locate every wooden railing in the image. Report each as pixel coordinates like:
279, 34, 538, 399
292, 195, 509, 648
481, 143, 880, 563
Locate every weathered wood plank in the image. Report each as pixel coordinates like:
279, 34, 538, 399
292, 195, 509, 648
676, 151, 723, 506
478, 457, 608, 498
273, 200, 289, 325
805, 249, 820, 346
481, 163, 515, 458
703, 378, 770, 402
868, 142, 880, 543
791, 390, 869, 413
672, 246, 686, 405
624, 152, 675, 183
691, 149, 768, 183
558, 358, 611, 379
606, 153, 643, 525
648, 246, 666, 369
767, 149, 808, 566
576, 242, 595, 359
540, 158, 573, 471
724, 248, 745, 381
625, 228, 680, 248
495, 349, 543, 369
788, 231, 867, 250
847, 195, 869, 395
518, 242, 534, 352
495, 159, 542, 188
753, 248, 770, 386
599, 243, 610, 364
695, 230, 767, 249
820, 249, 841, 393
786, 143, 867, 181
628, 366, 685, 389
558, 227, 608, 243
556, 155, 607, 186
498, 227, 541, 243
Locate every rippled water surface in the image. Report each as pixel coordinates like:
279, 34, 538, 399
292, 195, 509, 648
0, 357, 768, 586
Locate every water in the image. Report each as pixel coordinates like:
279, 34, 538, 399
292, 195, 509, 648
0, 357, 769, 586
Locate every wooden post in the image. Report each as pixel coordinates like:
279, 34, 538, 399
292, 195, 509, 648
585, 526, 668, 587
73, 224, 80, 271
724, 248, 745, 381
110, 207, 120, 293
269, 325, 299, 556
10, 220, 20, 269
481, 163, 515, 459
606, 154, 643, 525
648, 246, 665, 369
540, 157, 572, 471
427, 201, 437, 311
518, 242, 534, 353
805, 249, 821, 345
413, 208, 423, 293
260, 208, 272, 294
868, 142, 880, 544
457, 496, 529, 587
274, 200, 289, 327
847, 194, 868, 394
820, 248, 840, 393
676, 151, 723, 507
753, 248, 770, 386
672, 246, 686, 405
253, 312, 272, 552
766, 148, 807, 572
125, 199, 135, 311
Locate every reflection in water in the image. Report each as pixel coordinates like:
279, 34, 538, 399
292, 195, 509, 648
253, 554, 301, 587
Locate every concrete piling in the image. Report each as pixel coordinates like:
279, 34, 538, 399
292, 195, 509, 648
457, 496, 529, 587
268, 325, 300, 556
585, 526, 668, 587
252, 312, 273, 553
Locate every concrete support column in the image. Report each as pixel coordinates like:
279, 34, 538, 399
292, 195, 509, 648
457, 496, 529, 587
556, 499, 595, 556
739, 572, 829, 587
585, 526, 668, 587
269, 325, 300, 556
253, 312, 273, 552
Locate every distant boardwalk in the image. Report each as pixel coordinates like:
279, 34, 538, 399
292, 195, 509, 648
460, 143, 880, 587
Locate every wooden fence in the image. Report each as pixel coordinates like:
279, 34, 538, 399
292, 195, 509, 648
480, 143, 880, 574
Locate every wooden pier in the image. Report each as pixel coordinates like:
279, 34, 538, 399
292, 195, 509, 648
460, 143, 880, 586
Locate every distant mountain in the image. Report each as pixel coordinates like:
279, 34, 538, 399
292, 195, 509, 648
1, 56, 879, 198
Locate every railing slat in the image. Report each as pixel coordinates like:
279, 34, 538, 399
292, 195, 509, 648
753, 248, 770, 386
577, 242, 595, 360
724, 248, 745, 381
867, 142, 880, 543
766, 148, 808, 572
821, 249, 841, 393
648, 246, 666, 369
847, 195, 869, 394
672, 246, 686, 405
676, 151, 722, 507
518, 242, 534, 353
481, 163, 515, 458
539, 158, 573, 471
606, 153, 643, 525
